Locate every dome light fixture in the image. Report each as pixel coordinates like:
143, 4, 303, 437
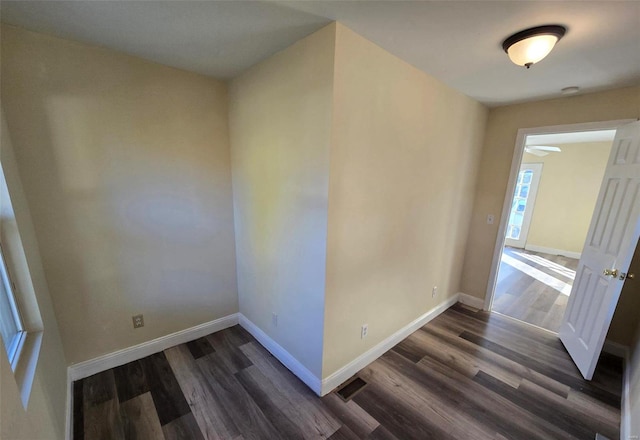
561, 86, 580, 95
502, 25, 567, 68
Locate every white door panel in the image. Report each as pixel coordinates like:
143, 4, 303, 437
560, 121, 640, 379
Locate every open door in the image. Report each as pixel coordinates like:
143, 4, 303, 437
559, 121, 640, 379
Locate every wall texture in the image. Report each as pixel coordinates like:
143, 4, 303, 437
229, 24, 335, 378
322, 24, 488, 377
1, 25, 238, 365
461, 86, 640, 302
522, 141, 612, 255
1, 109, 67, 439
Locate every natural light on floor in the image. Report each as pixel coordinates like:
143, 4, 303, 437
513, 251, 577, 280
501, 253, 573, 296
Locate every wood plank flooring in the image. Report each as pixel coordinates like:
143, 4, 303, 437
74, 303, 621, 439
493, 247, 579, 332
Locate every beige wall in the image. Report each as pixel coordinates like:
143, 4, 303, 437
1, 25, 238, 365
229, 24, 335, 377
461, 86, 640, 302
322, 24, 488, 377
522, 141, 612, 254
229, 22, 488, 380
1, 110, 67, 439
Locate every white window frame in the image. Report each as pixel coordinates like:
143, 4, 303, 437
504, 163, 543, 248
0, 242, 27, 370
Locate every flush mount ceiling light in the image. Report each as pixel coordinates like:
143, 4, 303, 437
502, 25, 567, 68
524, 145, 562, 157
561, 86, 580, 95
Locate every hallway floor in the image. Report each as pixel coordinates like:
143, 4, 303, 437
73, 303, 621, 439
493, 246, 579, 333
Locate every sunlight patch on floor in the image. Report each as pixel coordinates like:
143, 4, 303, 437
501, 253, 572, 296
513, 251, 577, 280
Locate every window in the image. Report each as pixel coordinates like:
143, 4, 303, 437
0, 159, 44, 408
0, 243, 25, 369
506, 169, 534, 240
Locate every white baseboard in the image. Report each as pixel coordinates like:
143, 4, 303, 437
238, 314, 322, 395
524, 244, 581, 260
67, 313, 239, 382
66, 370, 72, 440
457, 292, 485, 310
319, 294, 459, 396
65, 297, 460, 437
618, 344, 631, 440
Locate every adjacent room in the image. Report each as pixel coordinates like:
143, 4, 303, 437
492, 130, 616, 333
1, 2, 639, 440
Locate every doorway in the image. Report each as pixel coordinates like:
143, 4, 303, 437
485, 121, 630, 333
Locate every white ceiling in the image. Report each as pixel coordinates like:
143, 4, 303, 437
526, 130, 617, 146
1, 1, 639, 106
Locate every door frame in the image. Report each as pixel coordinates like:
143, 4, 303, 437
483, 119, 635, 312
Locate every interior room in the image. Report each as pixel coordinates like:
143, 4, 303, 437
1, 2, 639, 440
492, 130, 616, 333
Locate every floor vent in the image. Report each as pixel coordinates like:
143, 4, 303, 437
335, 376, 368, 402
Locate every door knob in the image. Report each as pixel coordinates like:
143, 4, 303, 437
613, 272, 635, 280
603, 269, 619, 278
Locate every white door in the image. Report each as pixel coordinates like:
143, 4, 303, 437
559, 121, 640, 379
505, 163, 543, 248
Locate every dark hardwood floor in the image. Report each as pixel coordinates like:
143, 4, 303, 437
74, 303, 622, 439
493, 247, 579, 333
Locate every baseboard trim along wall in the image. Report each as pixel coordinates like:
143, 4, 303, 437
66, 313, 239, 439
524, 244, 582, 260
67, 313, 239, 382
457, 292, 485, 310
239, 295, 461, 397
238, 314, 323, 394
66, 369, 72, 440
614, 343, 632, 440
320, 294, 460, 396
66, 296, 462, 437
64, 295, 630, 438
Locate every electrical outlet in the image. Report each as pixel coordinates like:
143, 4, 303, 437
361, 324, 368, 339
432, 286, 438, 297
487, 214, 495, 225
272, 313, 278, 327
132, 314, 144, 329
